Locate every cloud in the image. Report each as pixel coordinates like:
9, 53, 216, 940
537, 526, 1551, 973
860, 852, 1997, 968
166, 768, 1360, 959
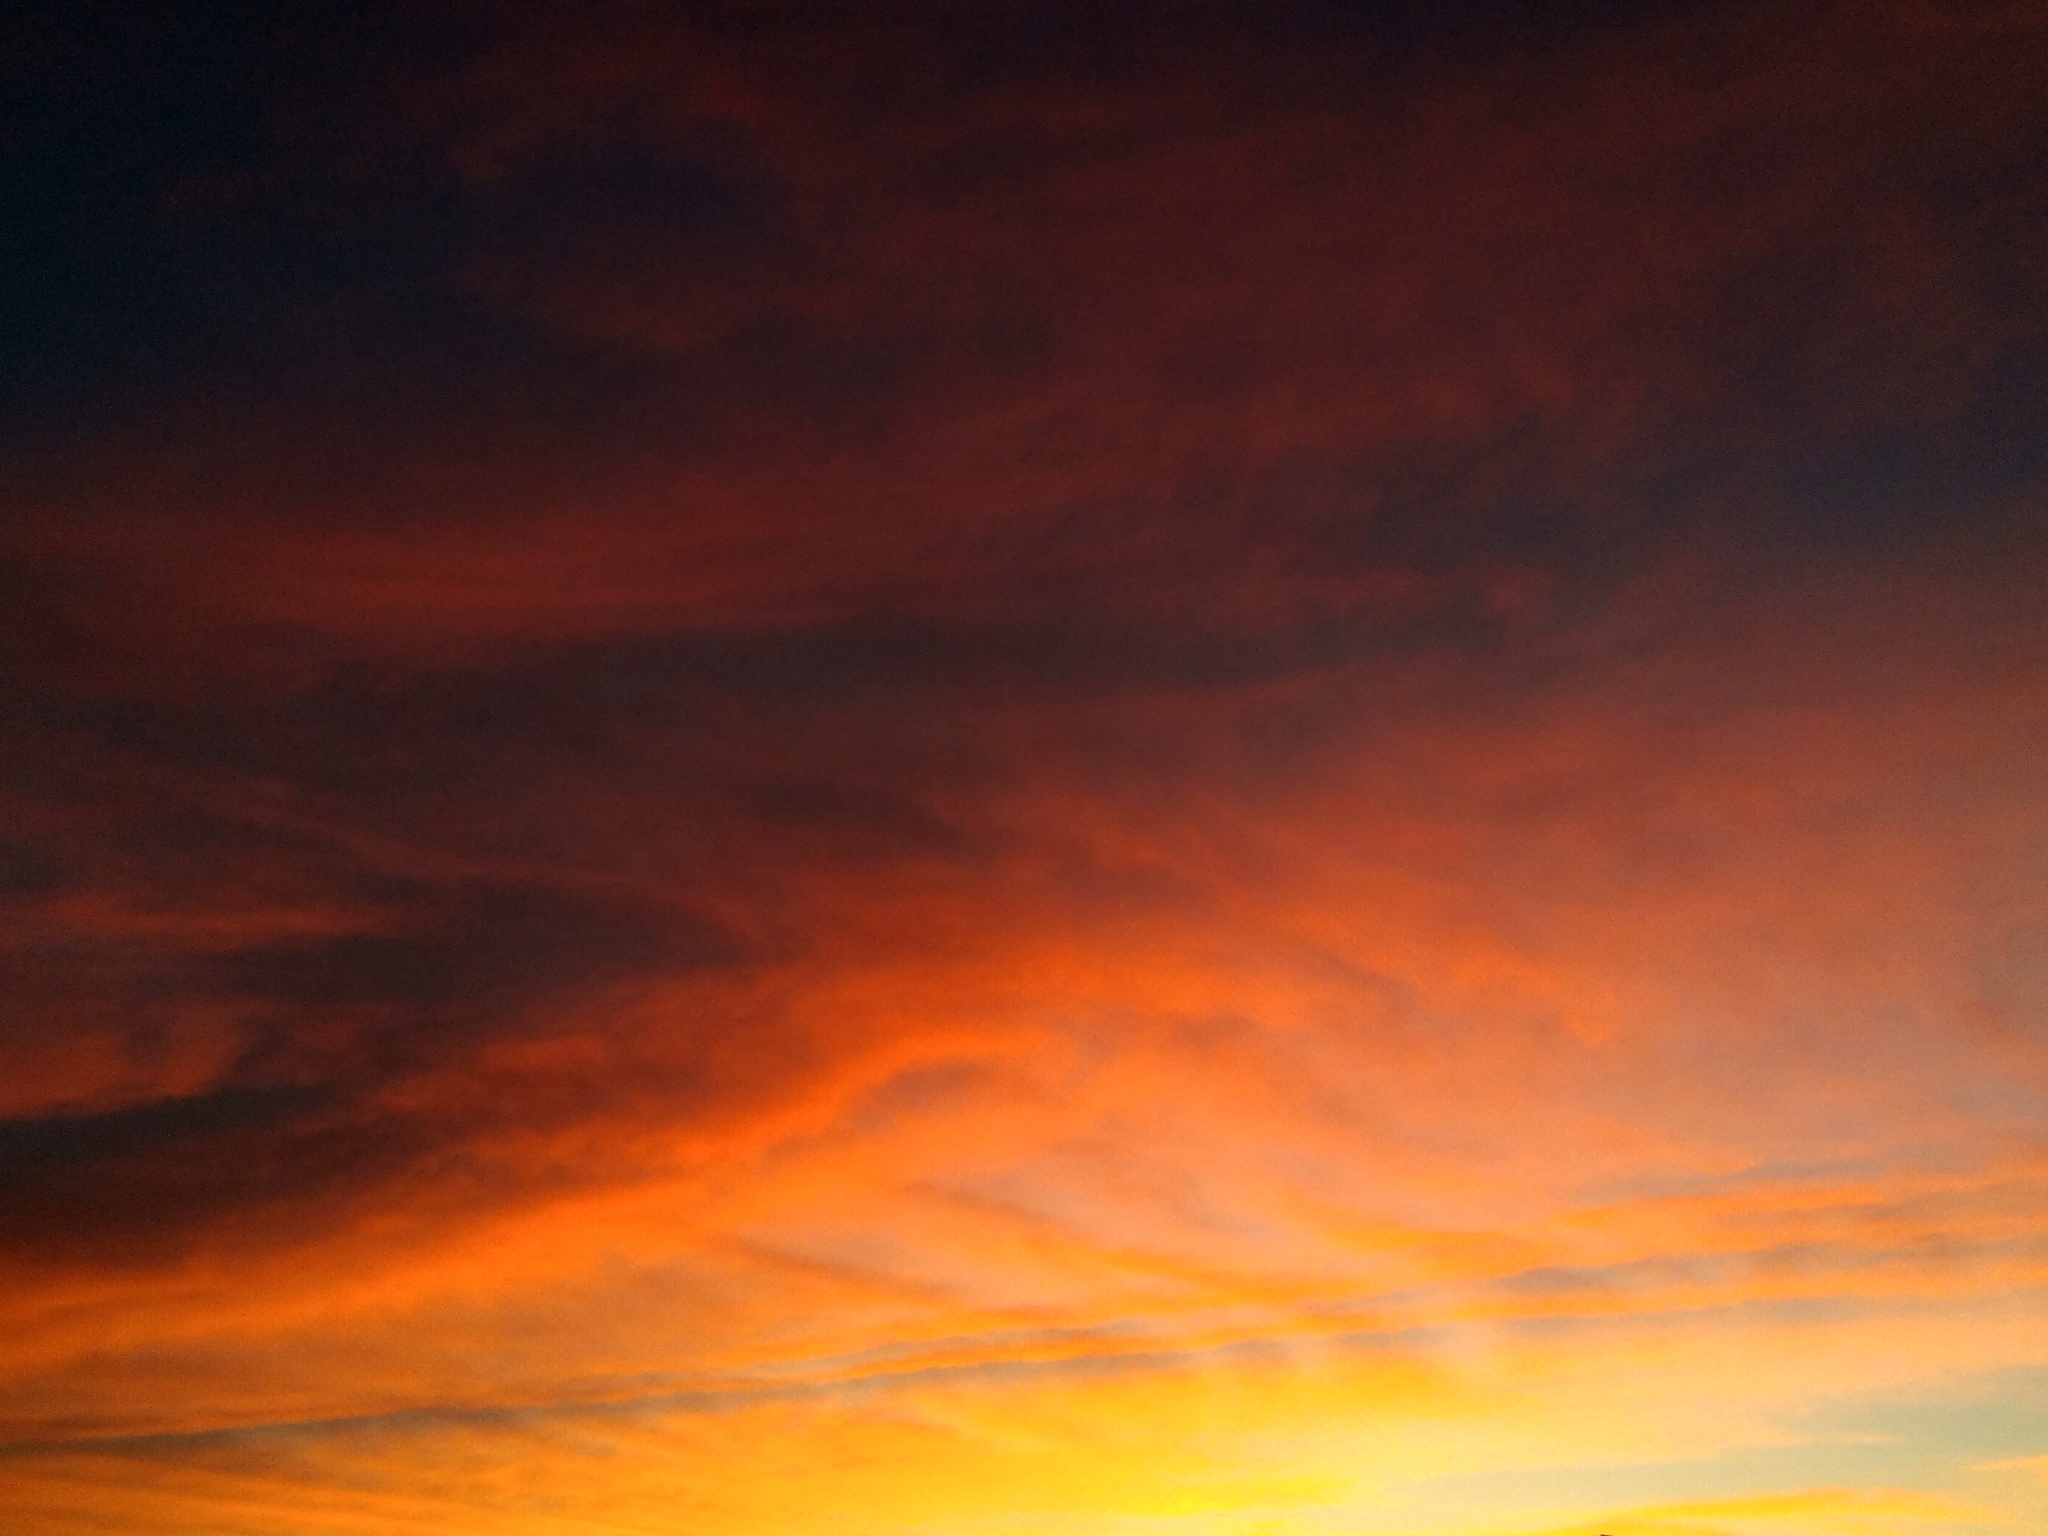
1, 1, 2044, 1532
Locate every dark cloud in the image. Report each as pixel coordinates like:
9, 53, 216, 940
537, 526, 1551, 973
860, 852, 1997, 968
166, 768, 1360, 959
222, 879, 739, 1026
0, 771, 758, 1265
0, 1085, 332, 1189
0, 1083, 367, 1267
0, 839, 68, 899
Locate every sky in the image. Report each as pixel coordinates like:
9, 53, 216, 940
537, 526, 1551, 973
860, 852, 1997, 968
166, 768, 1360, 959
2, 2, 2047, 1533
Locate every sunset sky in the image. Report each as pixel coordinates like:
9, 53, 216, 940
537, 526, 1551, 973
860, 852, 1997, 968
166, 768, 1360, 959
3, 3, 2047, 1534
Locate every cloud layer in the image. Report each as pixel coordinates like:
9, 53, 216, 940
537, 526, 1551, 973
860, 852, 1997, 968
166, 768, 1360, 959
2, 2, 2046, 1532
